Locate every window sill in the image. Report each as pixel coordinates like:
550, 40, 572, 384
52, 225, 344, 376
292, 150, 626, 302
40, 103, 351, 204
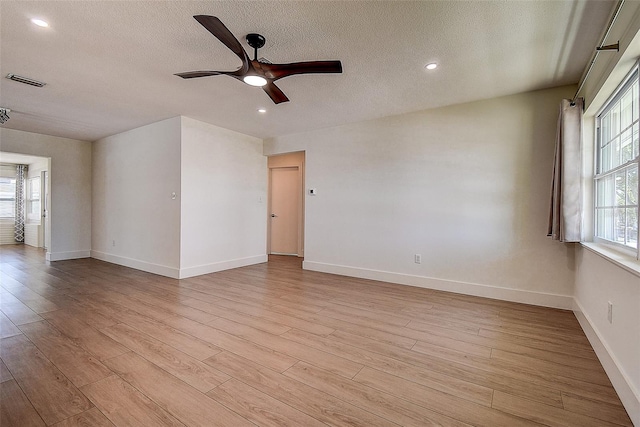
581, 242, 640, 278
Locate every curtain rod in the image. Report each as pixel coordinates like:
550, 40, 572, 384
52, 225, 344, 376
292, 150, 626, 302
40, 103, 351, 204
571, 0, 625, 105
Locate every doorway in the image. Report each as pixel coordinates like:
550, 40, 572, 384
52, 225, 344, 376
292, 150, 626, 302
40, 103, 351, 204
0, 152, 50, 257
267, 152, 305, 257
270, 167, 299, 255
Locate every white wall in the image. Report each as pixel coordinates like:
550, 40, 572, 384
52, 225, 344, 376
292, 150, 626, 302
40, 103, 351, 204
24, 224, 40, 248
179, 117, 267, 278
92, 117, 182, 277
574, 248, 640, 424
574, 6, 640, 423
265, 85, 576, 308
91, 116, 267, 278
578, 1, 640, 112
0, 128, 90, 259
26, 157, 48, 177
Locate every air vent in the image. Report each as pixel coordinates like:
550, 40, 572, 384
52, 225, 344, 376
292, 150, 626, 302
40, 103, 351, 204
0, 108, 10, 124
6, 74, 46, 87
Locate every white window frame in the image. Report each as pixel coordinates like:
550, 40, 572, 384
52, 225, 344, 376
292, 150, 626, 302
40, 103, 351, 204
594, 62, 640, 260
26, 176, 41, 224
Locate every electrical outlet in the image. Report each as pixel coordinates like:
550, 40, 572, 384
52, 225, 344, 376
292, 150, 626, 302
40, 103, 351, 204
414, 254, 421, 264
607, 301, 613, 324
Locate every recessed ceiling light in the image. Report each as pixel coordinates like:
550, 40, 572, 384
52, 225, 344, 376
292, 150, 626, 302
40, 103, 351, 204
31, 19, 49, 28
243, 75, 267, 87
257, 108, 267, 113
425, 63, 438, 70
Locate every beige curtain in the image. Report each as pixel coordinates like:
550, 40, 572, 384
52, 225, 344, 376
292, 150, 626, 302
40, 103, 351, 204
548, 98, 582, 242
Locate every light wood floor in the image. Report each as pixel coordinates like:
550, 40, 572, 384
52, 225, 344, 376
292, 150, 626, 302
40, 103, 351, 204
0, 245, 632, 427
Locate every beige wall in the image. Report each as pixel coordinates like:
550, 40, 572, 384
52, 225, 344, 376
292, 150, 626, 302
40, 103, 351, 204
266, 85, 577, 308
0, 128, 91, 259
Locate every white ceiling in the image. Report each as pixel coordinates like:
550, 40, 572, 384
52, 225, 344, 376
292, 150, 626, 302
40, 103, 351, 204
0, 1, 616, 142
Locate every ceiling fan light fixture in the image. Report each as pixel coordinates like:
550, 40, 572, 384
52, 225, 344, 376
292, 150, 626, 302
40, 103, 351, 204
243, 75, 267, 87
176, 16, 342, 104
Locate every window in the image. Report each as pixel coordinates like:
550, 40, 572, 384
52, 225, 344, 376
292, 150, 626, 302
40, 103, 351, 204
595, 65, 639, 254
27, 176, 41, 223
0, 177, 16, 218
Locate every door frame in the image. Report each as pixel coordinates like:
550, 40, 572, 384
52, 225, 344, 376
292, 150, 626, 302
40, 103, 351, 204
267, 152, 305, 257
42, 170, 50, 250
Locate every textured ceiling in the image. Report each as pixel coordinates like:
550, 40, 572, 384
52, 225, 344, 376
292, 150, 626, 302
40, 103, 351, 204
0, 1, 616, 142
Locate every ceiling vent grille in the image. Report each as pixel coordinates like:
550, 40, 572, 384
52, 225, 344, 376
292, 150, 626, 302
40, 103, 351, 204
6, 74, 46, 87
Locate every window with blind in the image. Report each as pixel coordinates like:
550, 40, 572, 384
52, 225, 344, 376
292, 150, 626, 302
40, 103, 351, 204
595, 65, 639, 254
0, 177, 17, 218
27, 176, 41, 223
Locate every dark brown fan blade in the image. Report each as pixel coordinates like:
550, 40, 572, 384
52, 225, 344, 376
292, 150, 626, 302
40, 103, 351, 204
259, 61, 342, 81
174, 71, 226, 79
262, 81, 289, 104
193, 15, 250, 75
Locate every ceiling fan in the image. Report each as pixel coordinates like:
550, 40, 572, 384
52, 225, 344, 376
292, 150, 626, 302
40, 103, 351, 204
175, 15, 343, 104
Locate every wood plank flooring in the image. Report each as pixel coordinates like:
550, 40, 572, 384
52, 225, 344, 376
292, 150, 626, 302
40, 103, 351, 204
0, 245, 633, 426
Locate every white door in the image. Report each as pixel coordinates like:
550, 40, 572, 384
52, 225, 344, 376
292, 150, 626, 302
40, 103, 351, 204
270, 167, 299, 255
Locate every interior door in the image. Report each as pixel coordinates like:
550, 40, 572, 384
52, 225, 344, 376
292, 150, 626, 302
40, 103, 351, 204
270, 167, 299, 255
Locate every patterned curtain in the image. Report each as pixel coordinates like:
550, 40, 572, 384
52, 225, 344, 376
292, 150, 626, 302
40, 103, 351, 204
14, 164, 27, 243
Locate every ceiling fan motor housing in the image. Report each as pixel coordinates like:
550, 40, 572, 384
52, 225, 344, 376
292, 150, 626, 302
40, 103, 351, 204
246, 33, 266, 50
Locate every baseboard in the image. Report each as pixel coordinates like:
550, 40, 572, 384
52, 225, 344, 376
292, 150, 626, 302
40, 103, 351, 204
90, 251, 268, 280
179, 255, 268, 279
47, 250, 90, 261
90, 250, 180, 279
573, 299, 640, 426
302, 261, 573, 309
